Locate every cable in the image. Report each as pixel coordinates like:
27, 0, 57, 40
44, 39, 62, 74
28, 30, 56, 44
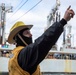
14, 0, 23, 10
9, 0, 42, 24
7, 0, 28, 21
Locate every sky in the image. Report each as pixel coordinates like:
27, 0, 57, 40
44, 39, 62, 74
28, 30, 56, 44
0, 0, 76, 50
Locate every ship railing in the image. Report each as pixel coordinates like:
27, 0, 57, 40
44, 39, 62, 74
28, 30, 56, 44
45, 49, 76, 60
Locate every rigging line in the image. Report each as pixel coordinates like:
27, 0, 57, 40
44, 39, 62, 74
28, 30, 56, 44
14, 0, 23, 10
7, 0, 28, 21
9, 0, 42, 24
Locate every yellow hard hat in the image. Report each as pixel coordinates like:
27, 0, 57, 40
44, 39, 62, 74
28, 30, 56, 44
7, 21, 33, 44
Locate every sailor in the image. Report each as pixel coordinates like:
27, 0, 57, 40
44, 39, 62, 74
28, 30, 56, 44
7, 6, 75, 75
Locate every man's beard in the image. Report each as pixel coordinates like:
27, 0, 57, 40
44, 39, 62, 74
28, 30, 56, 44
21, 34, 33, 45
14, 33, 32, 47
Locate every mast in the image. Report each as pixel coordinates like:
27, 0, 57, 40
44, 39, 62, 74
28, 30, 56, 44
0, 3, 13, 44
66, 25, 72, 48
47, 0, 60, 29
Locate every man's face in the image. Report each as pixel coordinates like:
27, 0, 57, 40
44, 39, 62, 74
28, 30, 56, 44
23, 30, 32, 38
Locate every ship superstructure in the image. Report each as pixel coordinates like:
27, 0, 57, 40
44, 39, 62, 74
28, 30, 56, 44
40, 0, 76, 75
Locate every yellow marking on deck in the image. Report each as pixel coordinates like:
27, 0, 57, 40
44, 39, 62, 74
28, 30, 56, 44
65, 58, 72, 74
